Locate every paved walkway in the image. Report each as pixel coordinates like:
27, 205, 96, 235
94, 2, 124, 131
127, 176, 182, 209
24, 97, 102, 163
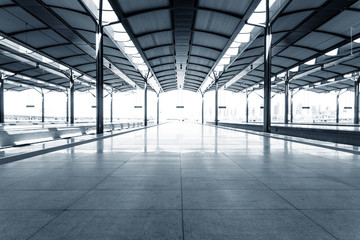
1, 122, 360, 239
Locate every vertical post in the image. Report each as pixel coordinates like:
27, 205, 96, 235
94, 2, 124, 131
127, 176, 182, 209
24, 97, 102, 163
144, 81, 148, 126
70, 70, 74, 124
66, 91, 69, 123
215, 78, 219, 125
336, 92, 340, 123
263, 0, 272, 133
290, 90, 294, 123
110, 91, 113, 123
41, 91, 45, 123
284, 72, 289, 124
355, 76, 360, 124
157, 92, 159, 124
246, 89, 249, 123
201, 92, 204, 124
0, 74, 4, 123
96, 0, 104, 134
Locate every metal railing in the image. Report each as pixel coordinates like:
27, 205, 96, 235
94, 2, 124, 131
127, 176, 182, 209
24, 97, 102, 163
0, 122, 144, 148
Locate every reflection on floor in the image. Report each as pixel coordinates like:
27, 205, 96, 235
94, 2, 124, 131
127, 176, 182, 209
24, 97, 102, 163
1, 122, 360, 239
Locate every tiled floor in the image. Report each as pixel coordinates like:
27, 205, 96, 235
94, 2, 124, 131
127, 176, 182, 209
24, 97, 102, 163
1, 122, 360, 239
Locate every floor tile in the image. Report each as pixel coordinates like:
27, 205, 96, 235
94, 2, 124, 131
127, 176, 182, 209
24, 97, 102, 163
96, 176, 181, 190
183, 190, 293, 209
259, 177, 355, 190
182, 177, 266, 190
0, 210, 60, 240
70, 190, 182, 209
184, 210, 335, 240
303, 210, 360, 240
277, 190, 360, 209
31, 210, 182, 240
0, 190, 86, 210
7, 177, 103, 190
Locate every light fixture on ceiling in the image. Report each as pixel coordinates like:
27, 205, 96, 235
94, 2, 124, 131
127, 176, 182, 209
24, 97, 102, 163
325, 48, 338, 56
289, 66, 299, 72
234, 33, 251, 43
113, 31, 130, 42
277, 72, 286, 78
305, 58, 316, 65
343, 73, 353, 79
124, 46, 138, 55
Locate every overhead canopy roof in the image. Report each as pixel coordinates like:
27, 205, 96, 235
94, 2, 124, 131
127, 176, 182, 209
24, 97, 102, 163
214, 0, 360, 94
0, 0, 146, 92
108, 0, 261, 92
0, 0, 359, 94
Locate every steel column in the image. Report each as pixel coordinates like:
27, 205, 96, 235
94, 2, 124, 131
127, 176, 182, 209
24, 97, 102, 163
215, 79, 219, 125
110, 92, 113, 123
41, 91, 45, 123
144, 81, 148, 126
290, 91, 294, 123
0, 75, 4, 123
246, 89, 249, 123
66, 91, 69, 123
201, 93, 204, 124
69, 69, 74, 124
96, 0, 104, 134
263, 0, 272, 133
157, 93, 159, 125
336, 92, 340, 123
355, 76, 360, 124
284, 72, 289, 124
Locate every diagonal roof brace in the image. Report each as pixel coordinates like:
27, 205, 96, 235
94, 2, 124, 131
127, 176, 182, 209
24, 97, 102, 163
79, 0, 141, 90
198, 0, 262, 93
5, 79, 40, 91
0, 68, 66, 91
291, 52, 360, 82
107, 0, 163, 93
202, 0, 290, 93
0, 35, 119, 91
